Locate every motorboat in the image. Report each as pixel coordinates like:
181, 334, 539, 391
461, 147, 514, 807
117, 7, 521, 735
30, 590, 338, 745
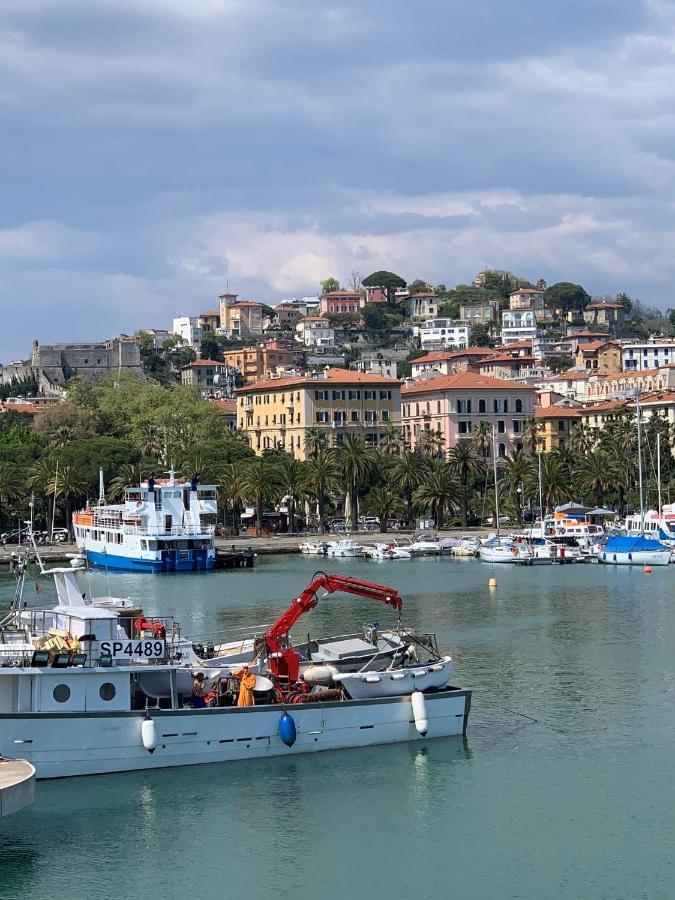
325, 538, 364, 558
597, 535, 671, 567
477, 541, 529, 564
299, 540, 327, 556
450, 536, 480, 557
0, 560, 471, 778
409, 532, 443, 555
362, 541, 412, 560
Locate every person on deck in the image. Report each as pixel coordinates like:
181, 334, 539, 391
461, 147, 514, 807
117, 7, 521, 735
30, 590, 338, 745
234, 665, 256, 707
192, 672, 207, 709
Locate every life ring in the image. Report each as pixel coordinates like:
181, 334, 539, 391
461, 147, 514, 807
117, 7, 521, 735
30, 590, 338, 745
134, 617, 166, 639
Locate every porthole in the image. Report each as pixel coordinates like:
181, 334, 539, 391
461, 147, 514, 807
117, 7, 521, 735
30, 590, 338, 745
53, 684, 71, 703
99, 682, 116, 701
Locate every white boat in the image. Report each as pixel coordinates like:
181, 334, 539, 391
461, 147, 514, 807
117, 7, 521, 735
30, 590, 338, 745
334, 657, 454, 699
325, 538, 364, 557
409, 532, 443, 555
362, 541, 412, 560
477, 542, 529, 564
299, 541, 327, 556
625, 506, 675, 547
451, 537, 480, 557
0, 564, 471, 778
73, 471, 216, 573
597, 535, 671, 566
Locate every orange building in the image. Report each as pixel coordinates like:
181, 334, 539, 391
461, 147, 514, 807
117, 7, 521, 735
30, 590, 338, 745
222, 341, 300, 385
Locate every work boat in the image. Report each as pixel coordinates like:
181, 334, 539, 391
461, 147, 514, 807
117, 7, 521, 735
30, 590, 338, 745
73, 472, 216, 573
0, 566, 470, 779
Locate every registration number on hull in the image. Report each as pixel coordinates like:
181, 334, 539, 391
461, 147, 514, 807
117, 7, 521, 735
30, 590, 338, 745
98, 640, 166, 659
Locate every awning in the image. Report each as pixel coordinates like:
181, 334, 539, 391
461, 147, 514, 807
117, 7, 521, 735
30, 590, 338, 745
586, 507, 616, 517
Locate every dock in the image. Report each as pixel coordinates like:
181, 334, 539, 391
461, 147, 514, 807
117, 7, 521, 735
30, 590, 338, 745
0, 758, 35, 816
214, 547, 257, 569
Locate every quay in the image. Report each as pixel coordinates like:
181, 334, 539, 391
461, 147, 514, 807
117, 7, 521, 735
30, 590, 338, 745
0, 758, 35, 817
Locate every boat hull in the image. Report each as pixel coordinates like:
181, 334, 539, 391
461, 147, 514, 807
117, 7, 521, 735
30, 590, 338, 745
597, 549, 671, 566
85, 549, 215, 573
0, 689, 471, 779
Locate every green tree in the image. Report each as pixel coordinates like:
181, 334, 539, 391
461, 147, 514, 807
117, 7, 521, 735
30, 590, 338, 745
334, 434, 378, 531
469, 324, 495, 347
0, 464, 21, 528
544, 282, 591, 315
216, 463, 242, 531
538, 454, 570, 513
363, 486, 405, 533
577, 449, 610, 507
413, 460, 461, 530
390, 450, 424, 524
379, 425, 404, 456
361, 271, 407, 305
418, 429, 446, 459
304, 427, 328, 460
448, 442, 483, 527
200, 334, 223, 362
305, 451, 340, 532
321, 277, 340, 294
108, 464, 148, 502
408, 279, 432, 295
521, 416, 544, 454
568, 422, 597, 456
502, 449, 536, 523
238, 457, 283, 537
49, 464, 87, 535
277, 456, 308, 533
472, 421, 493, 459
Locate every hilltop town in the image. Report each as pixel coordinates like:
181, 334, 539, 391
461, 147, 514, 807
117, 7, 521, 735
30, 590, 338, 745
1, 267, 674, 534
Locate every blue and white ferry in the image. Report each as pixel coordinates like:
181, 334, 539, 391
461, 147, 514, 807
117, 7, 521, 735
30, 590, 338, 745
73, 474, 217, 572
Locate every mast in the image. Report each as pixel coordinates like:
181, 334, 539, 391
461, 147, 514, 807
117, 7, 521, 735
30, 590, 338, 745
538, 451, 544, 535
657, 431, 662, 520
492, 424, 500, 539
98, 467, 105, 506
50, 460, 59, 543
636, 393, 644, 534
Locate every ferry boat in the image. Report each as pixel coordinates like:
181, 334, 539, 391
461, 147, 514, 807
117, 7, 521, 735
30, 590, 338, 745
0, 561, 471, 779
73, 473, 216, 573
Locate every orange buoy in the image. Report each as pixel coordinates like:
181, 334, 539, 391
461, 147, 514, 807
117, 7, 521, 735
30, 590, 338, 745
644, 566, 652, 574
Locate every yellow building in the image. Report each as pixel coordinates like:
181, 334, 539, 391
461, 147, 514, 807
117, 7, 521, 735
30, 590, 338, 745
534, 405, 583, 452
237, 368, 401, 458
219, 292, 265, 338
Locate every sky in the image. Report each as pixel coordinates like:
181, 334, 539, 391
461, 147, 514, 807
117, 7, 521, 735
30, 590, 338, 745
1, 0, 675, 360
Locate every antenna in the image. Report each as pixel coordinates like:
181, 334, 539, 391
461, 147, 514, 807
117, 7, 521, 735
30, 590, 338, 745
98, 467, 105, 506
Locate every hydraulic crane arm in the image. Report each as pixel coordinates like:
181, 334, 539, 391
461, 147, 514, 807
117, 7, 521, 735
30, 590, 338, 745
264, 571, 403, 655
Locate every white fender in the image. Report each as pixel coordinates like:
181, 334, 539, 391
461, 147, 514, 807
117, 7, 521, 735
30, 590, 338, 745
411, 690, 428, 736
141, 715, 157, 753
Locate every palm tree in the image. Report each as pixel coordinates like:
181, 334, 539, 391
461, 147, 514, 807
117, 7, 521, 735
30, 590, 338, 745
49, 465, 87, 536
277, 456, 308, 533
216, 463, 241, 532
472, 421, 492, 459
379, 426, 404, 456
568, 423, 596, 456
538, 454, 569, 513
502, 449, 536, 523
413, 460, 461, 531
521, 416, 544, 454
0, 465, 21, 529
27, 455, 57, 529
577, 449, 610, 507
448, 442, 483, 527
390, 450, 424, 526
418, 429, 446, 459
363, 486, 405, 533
138, 425, 164, 461
179, 450, 220, 485
107, 464, 148, 502
238, 457, 283, 537
334, 434, 377, 531
305, 451, 340, 532
304, 428, 328, 461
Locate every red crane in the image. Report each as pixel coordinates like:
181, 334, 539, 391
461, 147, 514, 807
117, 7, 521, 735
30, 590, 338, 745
264, 571, 403, 686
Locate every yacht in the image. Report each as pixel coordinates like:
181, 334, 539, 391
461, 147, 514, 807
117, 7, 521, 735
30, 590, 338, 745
409, 533, 443, 555
325, 538, 364, 558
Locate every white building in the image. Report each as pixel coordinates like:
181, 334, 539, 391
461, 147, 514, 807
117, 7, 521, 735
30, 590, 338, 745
501, 310, 537, 345
416, 319, 470, 351
532, 333, 558, 361
295, 317, 335, 348
353, 351, 405, 379
622, 338, 675, 371
172, 316, 203, 350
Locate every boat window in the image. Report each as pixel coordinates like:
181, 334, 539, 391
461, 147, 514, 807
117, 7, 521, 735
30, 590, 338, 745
99, 683, 116, 701
53, 684, 71, 703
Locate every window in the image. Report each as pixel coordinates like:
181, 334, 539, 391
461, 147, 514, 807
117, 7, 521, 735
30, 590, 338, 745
498, 443, 506, 458
99, 683, 117, 701
348, 390, 361, 400
382, 410, 389, 422
334, 411, 346, 424
513, 420, 521, 434
457, 399, 471, 414
494, 399, 508, 413
558, 420, 566, 431
333, 390, 346, 400
379, 390, 391, 400
478, 399, 486, 414
364, 390, 376, 400
365, 410, 377, 424
515, 399, 523, 413
458, 421, 472, 434
315, 390, 328, 400
316, 411, 329, 423
351, 410, 359, 422
53, 684, 71, 703
437, 400, 441, 414
497, 420, 505, 434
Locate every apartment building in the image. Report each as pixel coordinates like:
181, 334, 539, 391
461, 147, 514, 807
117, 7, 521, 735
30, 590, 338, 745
586, 366, 675, 401
222, 340, 300, 385
622, 338, 675, 371
319, 290, 364, 316
534, 405, 583, 452
219, 292, 266, 338
401, 372, 535, 458
295, 317, 335, 348
237, 368, 401, 458
410, 347, 496, 378
172, 316, 203, 349
574, 340, 621, 373
417, 319, 470, 351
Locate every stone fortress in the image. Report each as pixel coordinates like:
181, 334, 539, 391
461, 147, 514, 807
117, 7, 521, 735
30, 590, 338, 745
0, 337, 144, 397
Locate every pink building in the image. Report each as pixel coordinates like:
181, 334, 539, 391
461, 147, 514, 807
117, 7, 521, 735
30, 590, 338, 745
401, 372, 536, 457
319, 290, 364, 316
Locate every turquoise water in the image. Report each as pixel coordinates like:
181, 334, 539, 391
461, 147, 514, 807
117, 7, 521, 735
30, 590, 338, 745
1, 556, 675, 899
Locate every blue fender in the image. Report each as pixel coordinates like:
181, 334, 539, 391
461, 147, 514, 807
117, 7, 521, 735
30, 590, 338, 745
278, 711, 297, 747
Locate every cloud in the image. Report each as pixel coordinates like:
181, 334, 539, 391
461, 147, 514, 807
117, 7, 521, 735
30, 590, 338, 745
1, 0, 675, 360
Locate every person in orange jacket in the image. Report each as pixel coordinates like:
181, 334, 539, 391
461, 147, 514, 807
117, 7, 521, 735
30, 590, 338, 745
234, 665, 256, 706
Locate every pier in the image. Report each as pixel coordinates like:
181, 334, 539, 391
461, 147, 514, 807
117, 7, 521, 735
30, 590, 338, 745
0, 758, 35, 817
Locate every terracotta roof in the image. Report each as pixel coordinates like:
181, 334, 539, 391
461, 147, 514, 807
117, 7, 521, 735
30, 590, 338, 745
324, 290, 361, 297
199, 310, 220, 317
236, 367, 400, 393
210, 398, 237, 412
298, 316, 329, 323
413, 347, 495, 365
581, 399, 627, 413
403, 372, 533, 395
540, 369, 592, 381
232, 300, 265, 308
564, 330, 610, 339
600, 366, 662, 381
509, 288, 543, 294
184, 359, 224, 368
1, 402, 41, 414
497, 339, 533, 350
586, 302, 622, 310
576, 341, 615, 353
480, 353, 536, 364
534, 406, 583, 419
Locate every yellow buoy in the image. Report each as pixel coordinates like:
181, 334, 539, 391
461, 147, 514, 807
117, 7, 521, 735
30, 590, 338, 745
488, 576, 497, 588
644, 566, 652, 574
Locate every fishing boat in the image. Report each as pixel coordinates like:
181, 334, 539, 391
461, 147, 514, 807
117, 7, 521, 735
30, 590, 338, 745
0, 563, 470, 778
73, 472, 216, 573
325, 538, 364, 558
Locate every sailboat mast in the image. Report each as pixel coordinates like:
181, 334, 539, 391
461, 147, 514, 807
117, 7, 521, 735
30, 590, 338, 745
636, 393, 644, 534
538, 452, 544, 532
492, 425, 500, 539
657, 431, 662, 518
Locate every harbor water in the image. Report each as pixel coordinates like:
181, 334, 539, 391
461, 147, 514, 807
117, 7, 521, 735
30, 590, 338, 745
1, 556, 675, 899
